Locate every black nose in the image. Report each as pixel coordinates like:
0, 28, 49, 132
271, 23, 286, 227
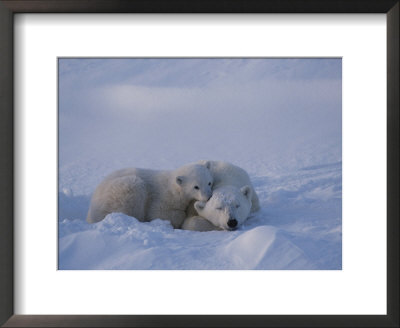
227, 219, 238, 228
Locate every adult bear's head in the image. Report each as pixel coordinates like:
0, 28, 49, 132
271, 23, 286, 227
175, 162, 213, 202
193, 185, 252, 230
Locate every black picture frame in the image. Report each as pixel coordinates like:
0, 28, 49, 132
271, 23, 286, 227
0, 1, 398, 327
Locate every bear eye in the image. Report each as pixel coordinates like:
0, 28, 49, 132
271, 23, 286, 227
236, 205, 240, 208
216, 207, 222, 210
208, 182, 212, 186
194, 186, 199, 190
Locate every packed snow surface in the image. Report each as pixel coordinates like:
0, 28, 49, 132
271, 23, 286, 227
58, 58, 342, 270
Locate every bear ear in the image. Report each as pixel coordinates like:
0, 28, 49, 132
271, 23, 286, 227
241, 185, 252, 200
194, 201, 206, 213
176, 176, 184, 185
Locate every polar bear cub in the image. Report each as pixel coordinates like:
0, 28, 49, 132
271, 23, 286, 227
86, 163, 213, 228
182, 160, 259, 231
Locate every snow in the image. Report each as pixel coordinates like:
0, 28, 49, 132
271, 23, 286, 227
58, 58, 342, 270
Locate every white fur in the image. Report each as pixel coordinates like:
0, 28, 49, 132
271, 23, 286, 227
86, 163, 213, 228
182, 161, 260, 231
197, 160, 260, 212
183, 185, 253, 231
181, 215, 222, 232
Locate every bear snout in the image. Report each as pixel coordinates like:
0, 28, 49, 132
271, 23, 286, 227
227, 218, 238, 229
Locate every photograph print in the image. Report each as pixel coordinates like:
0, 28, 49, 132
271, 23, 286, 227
58, 58, 342, 270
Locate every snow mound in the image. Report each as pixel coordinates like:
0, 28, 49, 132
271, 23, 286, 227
59, 213, 314, 270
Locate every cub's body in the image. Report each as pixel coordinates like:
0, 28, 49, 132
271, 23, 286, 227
87, 163, 213, 228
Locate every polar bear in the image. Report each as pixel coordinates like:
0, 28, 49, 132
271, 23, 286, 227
182, 185, 253, 231
86, 163, 213, 228
182, 160, 259, 231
